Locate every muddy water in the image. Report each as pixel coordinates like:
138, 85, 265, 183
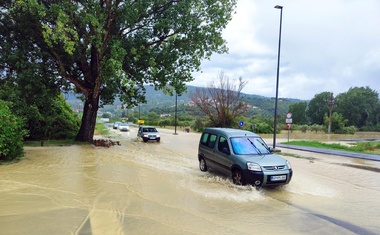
1, 127, 380, 235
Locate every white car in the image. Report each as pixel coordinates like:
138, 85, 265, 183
118, 123, 130, 131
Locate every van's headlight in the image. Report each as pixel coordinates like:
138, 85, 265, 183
247, 162, 261, 171
286, 160, 292, 170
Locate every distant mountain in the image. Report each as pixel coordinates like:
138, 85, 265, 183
65, 85, 305, 118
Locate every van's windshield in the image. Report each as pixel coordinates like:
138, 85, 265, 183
230, 137, 271, 155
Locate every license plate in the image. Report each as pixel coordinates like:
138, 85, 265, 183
270, 175, 286, 181
149, 137, 156, 139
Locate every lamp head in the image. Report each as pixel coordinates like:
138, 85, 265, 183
274, 5, 283, 9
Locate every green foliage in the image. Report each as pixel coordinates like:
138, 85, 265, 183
342, 126, 357, 134
306, 92, 332, 125
2, 0, 238, 141
284, 140, 380, 155
158, 119, 171, 127
335, 86, 380, 128
288, 102, 308, 124
95, 123, 109, 136
102, 113, 111, 118
0, 100, 28, 162
309, 124, 326, 132
253, 123, 273, 134
191, 117, 205, 132
298, 125, 309, 133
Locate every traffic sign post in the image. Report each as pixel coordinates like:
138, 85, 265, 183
285, 113, 292, 142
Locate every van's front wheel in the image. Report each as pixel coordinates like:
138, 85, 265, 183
232, 170, 246, 186
199, 157, 208, 172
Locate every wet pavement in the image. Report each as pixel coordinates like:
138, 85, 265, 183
0, 127, 379, 235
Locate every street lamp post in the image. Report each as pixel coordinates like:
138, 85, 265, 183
273, 5, 283, 151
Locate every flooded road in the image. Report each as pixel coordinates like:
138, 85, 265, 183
1, 127, 380, 235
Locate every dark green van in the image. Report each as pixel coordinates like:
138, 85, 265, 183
198, 128, 292, 187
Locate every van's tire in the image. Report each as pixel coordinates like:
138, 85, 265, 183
199, 157, 208, 172
232, 170, 246, 186
143, 138, 148, 142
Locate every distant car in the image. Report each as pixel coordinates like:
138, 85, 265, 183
137, 126, 160, 142
118, 123, 130, 131
113, 122, 122, 129
197, 128, 292, 187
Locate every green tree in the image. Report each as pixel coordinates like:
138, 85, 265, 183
191, 117, 205, 132
288, 102, 308, 124
2, 0, 237, 142
324, 112, 348, 134
306, 92, 333, 125
335, 86, 379, 128
0, 76, 80, 140
189, 71, 249, 127
0, 100, 28, 162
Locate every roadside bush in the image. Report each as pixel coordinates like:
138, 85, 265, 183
298, 125, 309, 133
253, 122, 273, 134
310, 124, 325, 132
339, 126, 357, 134
158, 119, 171, 127
191, 117, 205, 132
0, 100, 28, 162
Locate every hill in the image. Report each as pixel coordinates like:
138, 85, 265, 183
65, 85, 305, 118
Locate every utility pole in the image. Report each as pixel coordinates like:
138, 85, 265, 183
328, 92, 334, 133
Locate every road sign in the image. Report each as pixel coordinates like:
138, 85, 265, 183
239, 121, 244, 127
286, 118, 292, 124
286, 123, 291, 129
286, 112, 292, 119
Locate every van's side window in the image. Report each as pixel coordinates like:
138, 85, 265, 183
200, 133, 209, 146
208, 134, 217, 148
200, 132, 217, 148
218, 136, 230, 154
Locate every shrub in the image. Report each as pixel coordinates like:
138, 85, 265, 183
254, 122, 273, 134
0, 100, 28, 162
191, 117, 205, 132
298, 125, 309, 133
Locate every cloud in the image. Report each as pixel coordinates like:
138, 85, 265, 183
189, 0, 380, 100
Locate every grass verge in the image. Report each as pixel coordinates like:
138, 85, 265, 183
282, 140, 380, 155
24, 123, 109, 147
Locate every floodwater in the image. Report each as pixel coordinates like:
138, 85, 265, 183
1, 127, 380, 235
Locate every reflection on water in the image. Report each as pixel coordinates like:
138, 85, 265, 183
0, 128, 379, 235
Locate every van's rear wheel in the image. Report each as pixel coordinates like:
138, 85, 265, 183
232, 170, 246, 186
199, 157, 208, 172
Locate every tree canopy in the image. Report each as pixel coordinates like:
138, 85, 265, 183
335, 86, 379, 128
306, 91, 332, 125
1, 0, 237, 141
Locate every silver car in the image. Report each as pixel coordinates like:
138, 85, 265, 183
113, 122, 122, 129
137, 126, 160, 142
118, 123, 130, 131
198, 128, 293, 187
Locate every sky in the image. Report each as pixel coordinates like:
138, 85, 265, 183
188, 0, 380, 100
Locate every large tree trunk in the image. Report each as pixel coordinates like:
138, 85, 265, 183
75, 94, 99, 142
